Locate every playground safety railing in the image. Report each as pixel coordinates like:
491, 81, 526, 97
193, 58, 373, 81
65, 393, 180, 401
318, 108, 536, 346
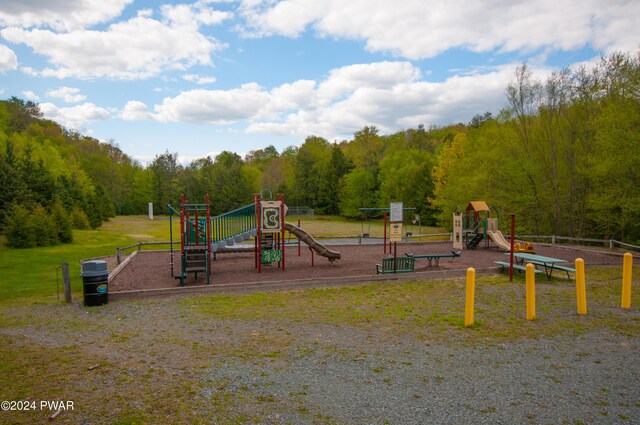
507, 235, 640, 252
109, 233, 640, 266
286, 206, 314, 218
115, 241, 176, 264
211, 203, 256, 244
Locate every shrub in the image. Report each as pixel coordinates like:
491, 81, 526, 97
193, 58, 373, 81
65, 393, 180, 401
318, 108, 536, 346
51, 202, 73, 243
31, 204, 56, 246
71, 206, 91, 230
4, 203, 36, 248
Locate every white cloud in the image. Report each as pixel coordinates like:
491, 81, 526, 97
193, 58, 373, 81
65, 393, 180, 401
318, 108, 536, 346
46, 86, 86, 103
0, 8, 226, 80
122, 100, 155, 121
183, 74, 217, 84
154, 83, 271, 124
122, 60, 522, 139
238, 0, 640, 59
161, 3, 232, 29
317, 62, 421, 104
0, 44, 17, 72
22, 90, 39, 101
40, 102, 113, 130
0, 0, 133, 31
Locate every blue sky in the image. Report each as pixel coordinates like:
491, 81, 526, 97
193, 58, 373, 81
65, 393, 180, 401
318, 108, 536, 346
1, 0, 638, 164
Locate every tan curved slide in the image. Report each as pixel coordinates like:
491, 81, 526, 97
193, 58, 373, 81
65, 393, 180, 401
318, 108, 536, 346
487, 230, 511, 252
284, 222, 341, 262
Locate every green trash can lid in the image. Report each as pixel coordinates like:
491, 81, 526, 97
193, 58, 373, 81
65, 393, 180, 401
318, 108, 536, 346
81, 260, 109, 276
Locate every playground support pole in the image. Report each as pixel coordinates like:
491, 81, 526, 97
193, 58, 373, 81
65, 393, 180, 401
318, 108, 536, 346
393, 242, 397, 273
526, 263, 536, 320
465, 267, 475, 327
383, 211, 387, 254
621, 252, 632, 308
194, 205, 199, 245
509, 214, 515, 282
179, 194, 185, 254
255, 194, 261, 273
297, 219, 301, 256
576, 258, 587, 315
206, 193, 211, 282
169, 209, 174, 277
279, 193, 285, 272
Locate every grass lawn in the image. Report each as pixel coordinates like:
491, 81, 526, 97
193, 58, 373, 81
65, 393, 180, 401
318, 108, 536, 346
0, 215, 446, 303
289, 214, 446, 240
0, 216, 179, 303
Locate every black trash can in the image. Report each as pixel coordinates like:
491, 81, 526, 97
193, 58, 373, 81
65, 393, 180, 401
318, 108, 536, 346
81, 260, 109, 306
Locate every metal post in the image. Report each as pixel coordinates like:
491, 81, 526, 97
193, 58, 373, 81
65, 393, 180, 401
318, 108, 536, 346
393, 242, 397, 273
622, 253, 633, 308
62, 262, 71, 304
526, 263, 536, 320
509, 214, 515, 282
576, 258, 587, 315
465, 267, 475, 327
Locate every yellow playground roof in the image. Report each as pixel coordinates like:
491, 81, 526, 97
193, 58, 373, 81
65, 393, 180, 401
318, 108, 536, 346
466, 201, 490, 212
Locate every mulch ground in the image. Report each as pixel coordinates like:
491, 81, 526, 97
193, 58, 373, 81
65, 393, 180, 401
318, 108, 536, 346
108, 240, 626, 294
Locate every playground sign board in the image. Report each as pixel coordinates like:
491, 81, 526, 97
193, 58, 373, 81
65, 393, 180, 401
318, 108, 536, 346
390, 202, 403, 222
261, 200, 282, 233
261, 249, 282, 263
390, 223, 403, 242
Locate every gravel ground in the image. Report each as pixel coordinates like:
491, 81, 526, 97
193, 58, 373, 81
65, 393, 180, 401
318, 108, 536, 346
204, 328, 639, 424
2, 242, 637, 424
4, 297, 637, 424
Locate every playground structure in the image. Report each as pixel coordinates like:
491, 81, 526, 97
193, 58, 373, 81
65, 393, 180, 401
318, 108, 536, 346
168, 194, 212, 286
169, 190, 341, 285
456, 201, 535, 253
459, 201, 504, 250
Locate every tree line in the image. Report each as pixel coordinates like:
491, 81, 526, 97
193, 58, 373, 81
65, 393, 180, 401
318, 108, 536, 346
1, 50, 638, 248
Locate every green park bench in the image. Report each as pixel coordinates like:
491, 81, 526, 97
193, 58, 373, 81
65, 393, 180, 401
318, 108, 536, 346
376, 257, 415, 274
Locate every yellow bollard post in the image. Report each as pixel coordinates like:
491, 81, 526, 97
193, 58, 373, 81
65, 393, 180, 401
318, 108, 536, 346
622, 252, 633, 309
465, 267, 475, 327
526, 263, 536, 320
575, 258, 587, 315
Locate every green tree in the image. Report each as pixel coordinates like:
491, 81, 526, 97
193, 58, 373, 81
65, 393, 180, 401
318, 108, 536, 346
317, 143, 351, 214
290, 136, 331, 208
209, 151, 253, 213
377, 148, 437, 224
345, 126, 383, 173
340, 167, 377, 218
148, 151, 182, 214
51, 201, 73, 243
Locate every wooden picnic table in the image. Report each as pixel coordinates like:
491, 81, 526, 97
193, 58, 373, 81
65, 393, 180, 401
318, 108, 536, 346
405, 250, 461, 267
